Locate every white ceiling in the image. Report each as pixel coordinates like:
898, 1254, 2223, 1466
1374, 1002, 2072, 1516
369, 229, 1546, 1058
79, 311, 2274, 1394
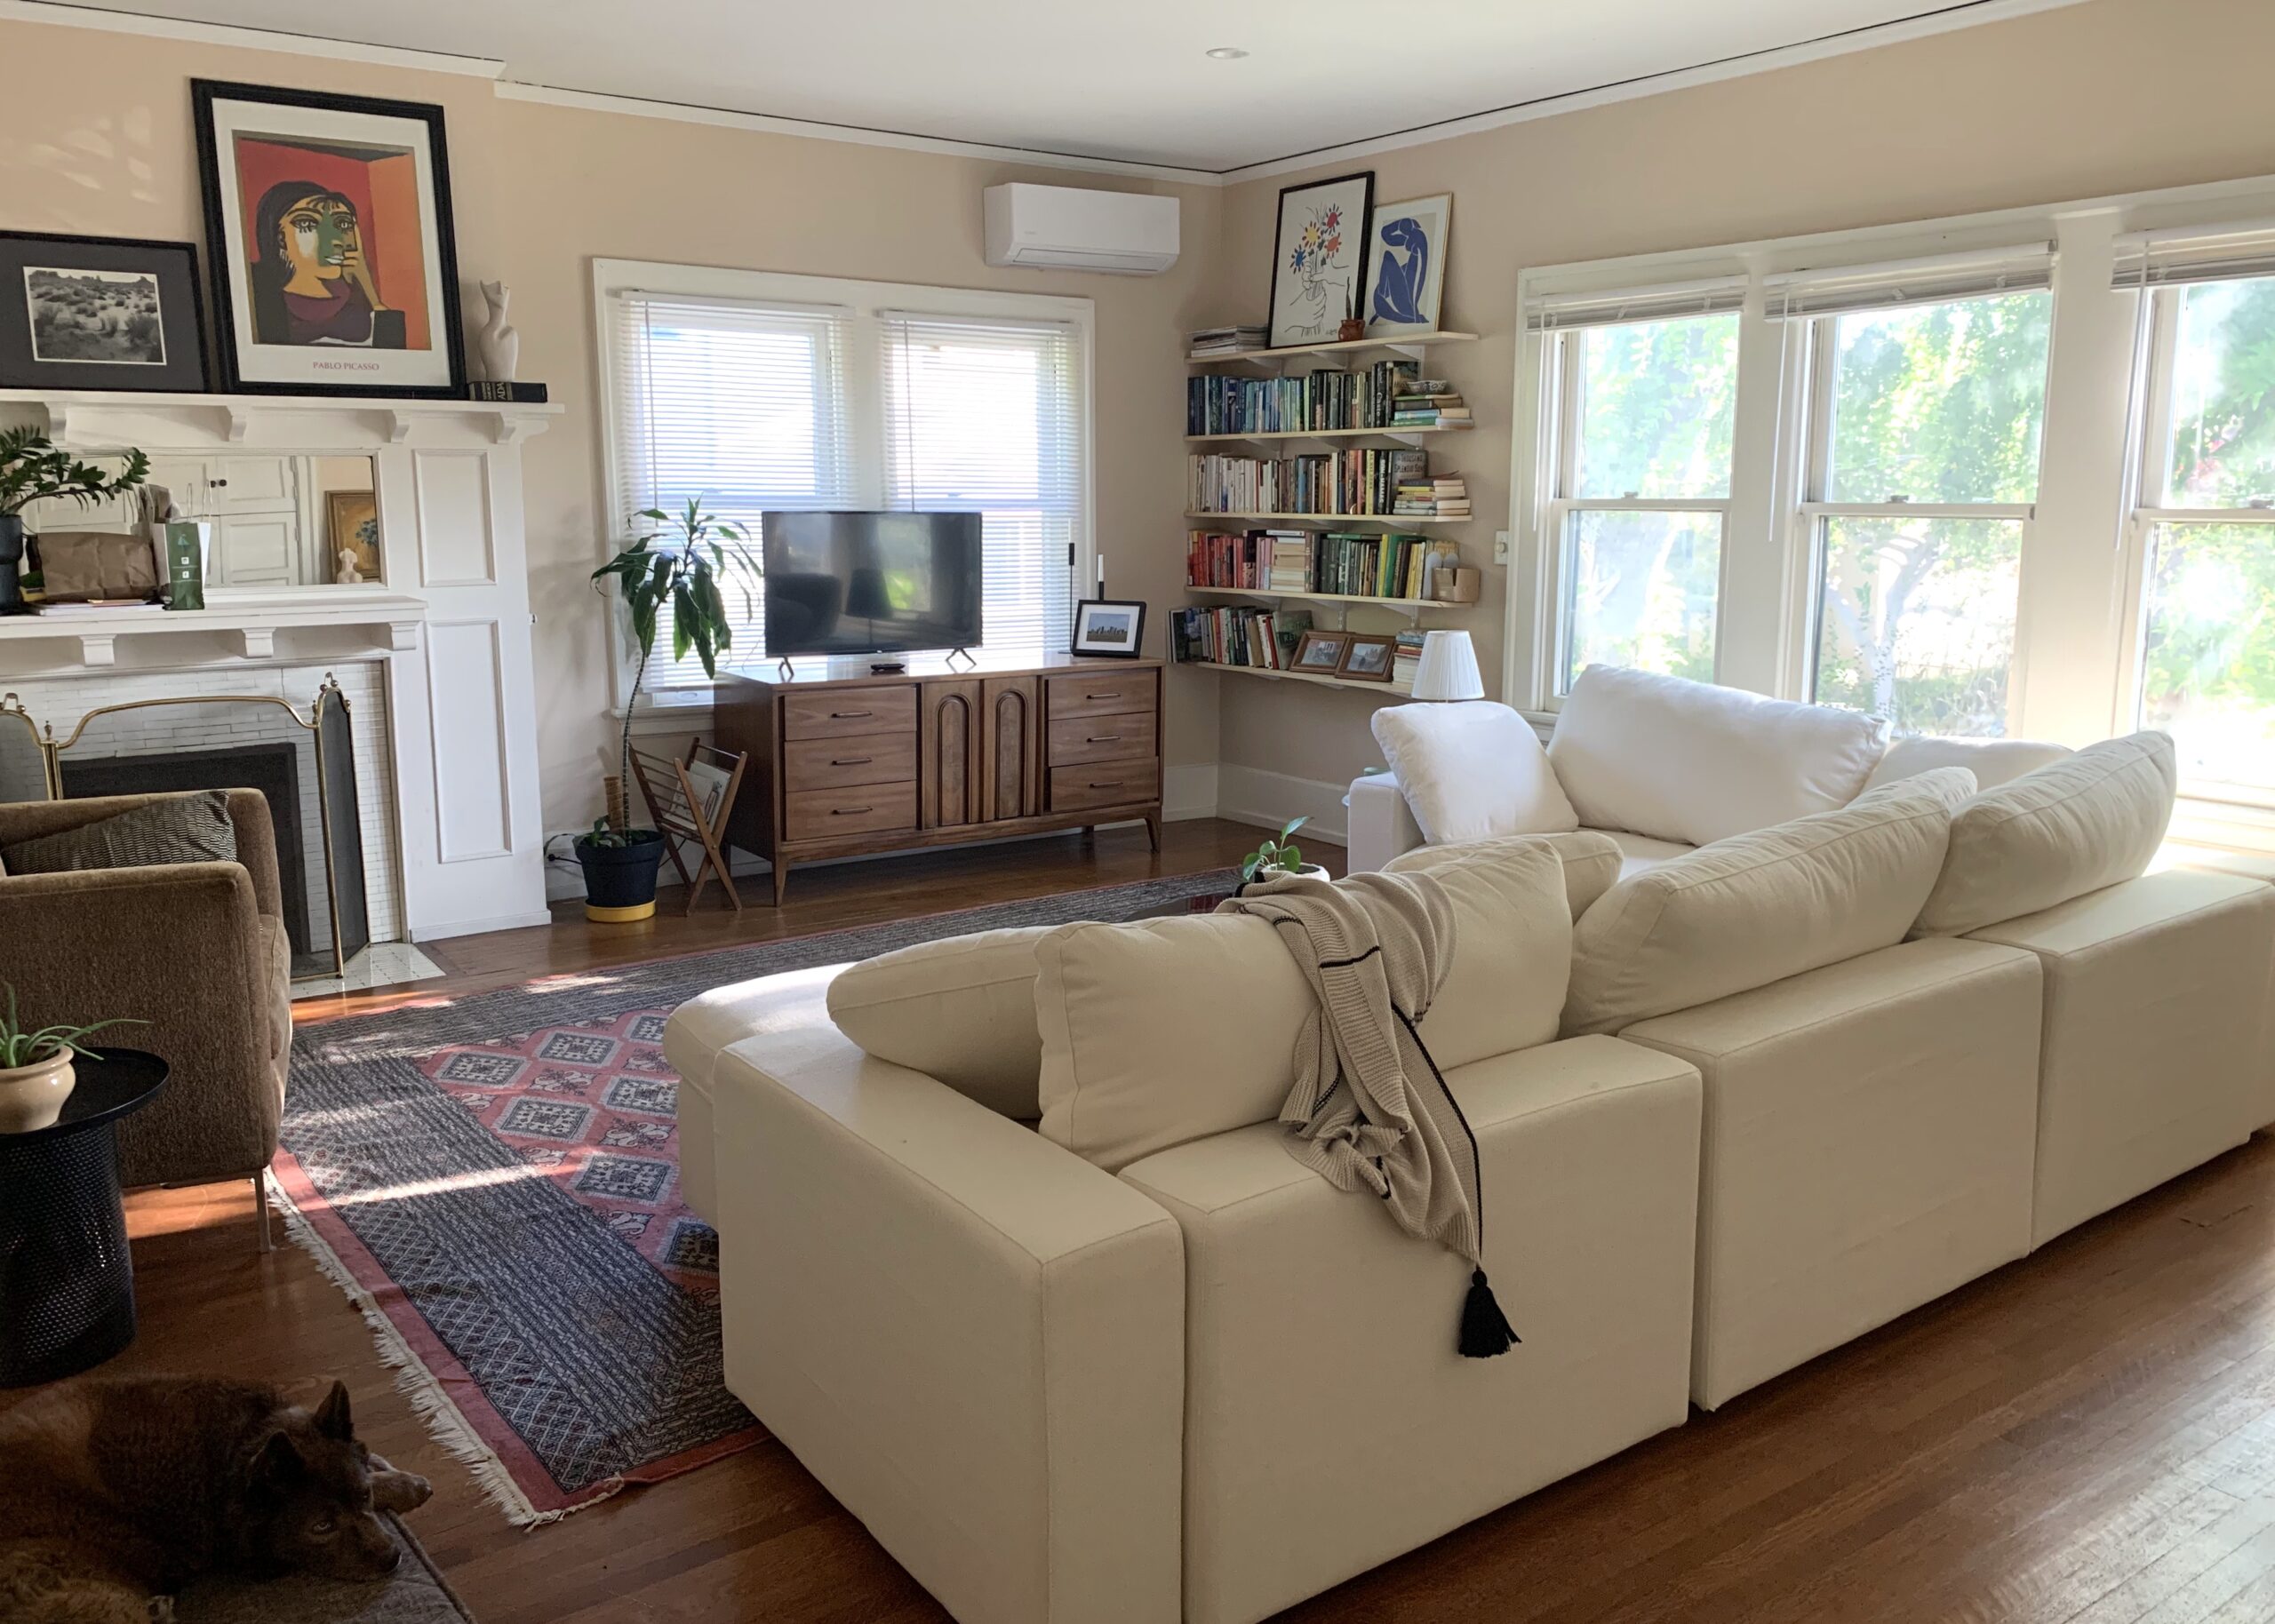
66, 0, 2063, 174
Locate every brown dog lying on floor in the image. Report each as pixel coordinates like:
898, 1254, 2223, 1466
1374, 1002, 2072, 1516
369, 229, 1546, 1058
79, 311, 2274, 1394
0, 1374, 432, 1623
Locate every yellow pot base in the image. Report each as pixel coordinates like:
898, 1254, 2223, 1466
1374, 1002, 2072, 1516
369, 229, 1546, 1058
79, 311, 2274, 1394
585, 900, 657, 923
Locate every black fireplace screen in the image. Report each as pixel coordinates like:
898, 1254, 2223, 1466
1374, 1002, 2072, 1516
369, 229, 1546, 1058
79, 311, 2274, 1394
22, 681, 370, 979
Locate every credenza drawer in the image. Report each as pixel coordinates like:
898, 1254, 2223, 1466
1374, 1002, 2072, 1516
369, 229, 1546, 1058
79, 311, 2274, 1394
785, 733, 918, 791
786, 782, 918, 841
1046, 670, 1157, 721
1046, 712, 1154, 767
782, 686, 918, 742
1050, 760, 1161, 812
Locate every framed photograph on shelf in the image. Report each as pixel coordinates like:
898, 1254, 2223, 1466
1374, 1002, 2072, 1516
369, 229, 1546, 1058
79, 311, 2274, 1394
1364, 195, 1452, 338
1073, 599, 1148, 657
1267, 171, 1374, 348
1337, 633, 1399, 682
1291, 630, 1352, 674
0, 232, 208, 393
192, 79, 468, 396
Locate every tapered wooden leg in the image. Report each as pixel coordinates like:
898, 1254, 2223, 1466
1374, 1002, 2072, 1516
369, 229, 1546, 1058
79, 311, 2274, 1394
1144, 812, 1162, 852
254, 1173, 273, 1254
770, 859, 789, 905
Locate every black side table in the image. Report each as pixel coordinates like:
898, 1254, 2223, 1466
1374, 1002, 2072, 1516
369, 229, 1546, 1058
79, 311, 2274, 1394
0, 1047, 168, 1386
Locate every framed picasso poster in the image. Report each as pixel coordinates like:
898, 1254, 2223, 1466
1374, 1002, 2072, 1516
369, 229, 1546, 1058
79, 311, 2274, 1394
192, 80, 468, 397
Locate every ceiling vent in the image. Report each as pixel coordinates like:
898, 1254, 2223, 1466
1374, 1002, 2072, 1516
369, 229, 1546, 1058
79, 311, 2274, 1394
984, 183, 1180, 276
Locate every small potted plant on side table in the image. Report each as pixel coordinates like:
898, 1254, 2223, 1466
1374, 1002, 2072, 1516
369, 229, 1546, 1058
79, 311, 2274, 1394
579, 498, 762, 922
0, 985, 144, 1134
1238, 816, 1330, 890
0, 428, 149, 615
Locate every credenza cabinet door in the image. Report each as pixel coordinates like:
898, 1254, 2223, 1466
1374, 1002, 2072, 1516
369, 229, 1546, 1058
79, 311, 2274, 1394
920, 679, 984, 830
980, 676, 1042, 823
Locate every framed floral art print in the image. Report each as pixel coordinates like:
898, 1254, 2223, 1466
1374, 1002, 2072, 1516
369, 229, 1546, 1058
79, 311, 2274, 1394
1266, 171, 1374, 349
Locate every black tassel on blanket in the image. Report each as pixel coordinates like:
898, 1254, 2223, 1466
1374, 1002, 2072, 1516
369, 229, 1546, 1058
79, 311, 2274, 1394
1459, 1269, 1521, 1358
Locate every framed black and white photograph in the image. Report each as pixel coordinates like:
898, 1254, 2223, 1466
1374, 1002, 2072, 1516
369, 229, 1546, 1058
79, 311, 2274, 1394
1337, 633, 1398, 682
1364, 194, 1452, 338
1073, 599, 1148, 658
1267, 170, 1374, 348
1292, 629, 1351, 673
0, 232, 208, 393
193, 79, 468, 397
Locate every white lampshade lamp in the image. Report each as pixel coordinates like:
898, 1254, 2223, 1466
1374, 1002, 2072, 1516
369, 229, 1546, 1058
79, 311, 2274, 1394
1409, 629, 1485, 702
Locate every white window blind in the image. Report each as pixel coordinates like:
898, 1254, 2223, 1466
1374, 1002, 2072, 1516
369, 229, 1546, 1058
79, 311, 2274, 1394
1525, 274, 1750, 332
880, 311, 1083, 656
1765, 243, 2055, 320
2111, 220, 2275, 290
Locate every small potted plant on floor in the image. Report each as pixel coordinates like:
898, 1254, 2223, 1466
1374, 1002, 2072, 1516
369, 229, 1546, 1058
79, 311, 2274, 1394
1239, 816, 1330, 889
0, 427, 150, 615
579, 498, 761, 921
0, 984, 144, 1134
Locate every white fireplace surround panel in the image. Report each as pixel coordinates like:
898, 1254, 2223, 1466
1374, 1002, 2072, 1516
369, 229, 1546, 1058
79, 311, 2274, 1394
0, 390, 559, 942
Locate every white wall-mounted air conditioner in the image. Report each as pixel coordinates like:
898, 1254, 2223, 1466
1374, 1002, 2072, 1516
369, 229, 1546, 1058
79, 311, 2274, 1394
983, 183, 1180, 276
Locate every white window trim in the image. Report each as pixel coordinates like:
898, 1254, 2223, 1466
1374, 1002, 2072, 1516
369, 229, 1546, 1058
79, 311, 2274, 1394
590, 258, 1095, 711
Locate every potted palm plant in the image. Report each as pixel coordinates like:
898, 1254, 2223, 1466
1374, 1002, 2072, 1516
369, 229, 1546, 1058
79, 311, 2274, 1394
0, 427, 150, 615
0, 984, 144, 1134
579, 498, 762, 921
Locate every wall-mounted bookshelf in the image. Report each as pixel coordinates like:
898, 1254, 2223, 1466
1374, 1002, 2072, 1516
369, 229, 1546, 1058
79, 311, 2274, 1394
1185, 331, 1481, 365
1188, 585, 1462, 614
1185, 661, 1413, 697
1185, 426, 1473, 445
1184, 511, 1465, 527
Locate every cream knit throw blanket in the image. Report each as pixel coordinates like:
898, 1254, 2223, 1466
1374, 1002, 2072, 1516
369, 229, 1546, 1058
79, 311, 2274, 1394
1223, 870, 1520, 1357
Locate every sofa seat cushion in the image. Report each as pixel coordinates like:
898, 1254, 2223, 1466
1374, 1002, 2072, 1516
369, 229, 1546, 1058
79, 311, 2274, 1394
1389, 829, 1623, 920
1369, 701, 1577, 846
1599, 830, 1695, 879
1561, 768, 1972, 1037
1035, 843, 1571, 1171
1548, 665, 1888, 847
2, 789, 237, 874
1914, 731, 2177, 937
825, 927, 1052, 1119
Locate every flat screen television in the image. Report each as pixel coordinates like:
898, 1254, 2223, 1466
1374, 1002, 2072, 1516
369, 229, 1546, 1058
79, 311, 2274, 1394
761, 511, 985, 657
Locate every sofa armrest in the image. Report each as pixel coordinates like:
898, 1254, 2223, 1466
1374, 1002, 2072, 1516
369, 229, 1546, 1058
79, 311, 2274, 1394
1345, 771, 1426, 874
0, 862, 278, 1187
709, 1023, 1184, 1624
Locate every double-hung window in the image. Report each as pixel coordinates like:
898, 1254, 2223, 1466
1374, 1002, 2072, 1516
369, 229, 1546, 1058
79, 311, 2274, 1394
1533, 282, 1744, 693
600, 264, 1090, 695
2119, 227, 2275, 801
1773, 251, 2055, 736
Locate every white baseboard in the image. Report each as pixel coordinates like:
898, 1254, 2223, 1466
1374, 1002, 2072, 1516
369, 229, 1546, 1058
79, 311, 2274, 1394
1214, 766, 1352, 848
1164, 762, 1219, 823
411, 908, 555, 941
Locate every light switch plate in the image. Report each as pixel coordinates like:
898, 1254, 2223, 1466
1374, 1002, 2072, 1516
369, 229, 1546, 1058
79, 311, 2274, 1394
1494, 529, 1512, 564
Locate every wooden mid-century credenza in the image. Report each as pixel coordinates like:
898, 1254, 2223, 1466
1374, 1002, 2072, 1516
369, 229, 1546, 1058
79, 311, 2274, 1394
714, 653, 1164, 903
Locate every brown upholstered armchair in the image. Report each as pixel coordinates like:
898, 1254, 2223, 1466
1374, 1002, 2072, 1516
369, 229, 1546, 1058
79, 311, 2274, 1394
0, 789, 292, 1249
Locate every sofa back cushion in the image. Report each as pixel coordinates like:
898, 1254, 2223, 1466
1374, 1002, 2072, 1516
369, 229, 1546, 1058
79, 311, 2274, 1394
1389, 829, 1623, 920
1863, 735, 2071, 795
1548, 665, 1888, 847
1035, 844, 1571, 1170
826, 927, 1051, 1118
1912, 731, 2176, 937
1561, 767, 1973, 1037
1369, 701, 1578, 846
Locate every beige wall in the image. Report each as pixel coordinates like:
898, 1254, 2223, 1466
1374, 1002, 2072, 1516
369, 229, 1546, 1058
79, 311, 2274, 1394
0, 12, 1223, 835
1207, 0, 2275, 803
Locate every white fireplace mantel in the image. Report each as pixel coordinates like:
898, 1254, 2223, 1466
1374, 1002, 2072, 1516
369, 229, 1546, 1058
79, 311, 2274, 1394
0, 388, 557, 942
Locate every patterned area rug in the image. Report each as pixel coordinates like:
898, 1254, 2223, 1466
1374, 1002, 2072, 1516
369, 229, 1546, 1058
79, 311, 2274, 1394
271, 870, 1236, 1524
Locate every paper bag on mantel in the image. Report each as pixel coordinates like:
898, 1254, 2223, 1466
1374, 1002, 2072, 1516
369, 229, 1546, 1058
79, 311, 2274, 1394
155, 520, 212, 611
33, 530, 163, 601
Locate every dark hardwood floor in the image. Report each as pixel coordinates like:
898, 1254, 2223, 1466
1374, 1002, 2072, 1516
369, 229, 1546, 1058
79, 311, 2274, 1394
15, 817, 2275, 1622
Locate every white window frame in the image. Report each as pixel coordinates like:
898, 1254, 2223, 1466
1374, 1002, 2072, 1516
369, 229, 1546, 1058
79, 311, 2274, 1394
592, 259, 1095, 712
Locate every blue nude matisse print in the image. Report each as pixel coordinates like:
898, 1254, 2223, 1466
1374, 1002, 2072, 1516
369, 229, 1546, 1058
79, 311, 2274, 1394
1368, 195, 1452, 337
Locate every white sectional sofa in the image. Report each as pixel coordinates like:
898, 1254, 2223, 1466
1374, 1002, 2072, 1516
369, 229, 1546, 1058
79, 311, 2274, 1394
667, 665, 2275, 1624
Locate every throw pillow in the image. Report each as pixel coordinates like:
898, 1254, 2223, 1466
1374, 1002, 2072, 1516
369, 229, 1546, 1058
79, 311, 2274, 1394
1369, 700, 1577, 846
825, 926, 1052, 1119
3, 791, 238, 876
1388, 829, 1624, 919
1912, 731, 2177, 937
1548, 665, 1888, 847
1561, 767, 1974, 1037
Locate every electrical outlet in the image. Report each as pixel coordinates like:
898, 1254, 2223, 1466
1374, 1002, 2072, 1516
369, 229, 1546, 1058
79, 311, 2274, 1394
1494, 529, 1512, 565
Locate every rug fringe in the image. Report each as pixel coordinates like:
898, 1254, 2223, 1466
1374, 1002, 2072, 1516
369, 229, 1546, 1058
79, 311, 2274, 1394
265, 1170, 601, 1530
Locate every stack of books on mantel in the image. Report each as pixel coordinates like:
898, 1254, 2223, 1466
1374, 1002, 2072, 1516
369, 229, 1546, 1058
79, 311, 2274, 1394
1390, 378, 1473, 430
1393, 474, 1472, 521
1188, 324, 1269, 357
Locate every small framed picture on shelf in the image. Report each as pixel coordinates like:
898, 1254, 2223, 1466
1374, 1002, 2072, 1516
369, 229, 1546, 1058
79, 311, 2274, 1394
1267, 170, 1375, 348
1292, 630, 1352, 674
1073, 599, 1148, 657
0, 232, 210, 393
1337, 633, 1399, 682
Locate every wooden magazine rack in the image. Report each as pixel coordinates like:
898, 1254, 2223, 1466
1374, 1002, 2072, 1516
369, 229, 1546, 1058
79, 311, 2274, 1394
627, 741, 749, 914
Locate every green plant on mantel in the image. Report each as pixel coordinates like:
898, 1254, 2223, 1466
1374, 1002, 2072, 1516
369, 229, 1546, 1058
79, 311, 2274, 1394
587, 496, 762, 843
0, 983, 143, 1068
0, 426, 148, 517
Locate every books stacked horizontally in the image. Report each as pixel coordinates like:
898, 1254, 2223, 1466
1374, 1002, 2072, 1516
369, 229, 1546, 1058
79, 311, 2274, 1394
1388, 378, 1472, 430
1392, 629, 1428, 687
1189, 449, 1430, 517
1169, 603, 1313, 670
1186, 530, 1458, 601
1187, 324, 1269, 358
1392, 473, 1472, 521
1187, 359, 1423, 435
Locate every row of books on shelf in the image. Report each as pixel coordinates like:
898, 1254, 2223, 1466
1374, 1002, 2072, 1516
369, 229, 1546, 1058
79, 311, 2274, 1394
1186, 529, 1463, 601
1171, 605, 1426, 684
1185, 360, 1469, 436
1187, 324, 1270, 356
1191, 449, 1466, 517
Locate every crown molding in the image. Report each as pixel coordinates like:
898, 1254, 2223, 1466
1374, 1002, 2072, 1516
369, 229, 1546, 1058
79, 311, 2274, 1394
0, 0, 506, 76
